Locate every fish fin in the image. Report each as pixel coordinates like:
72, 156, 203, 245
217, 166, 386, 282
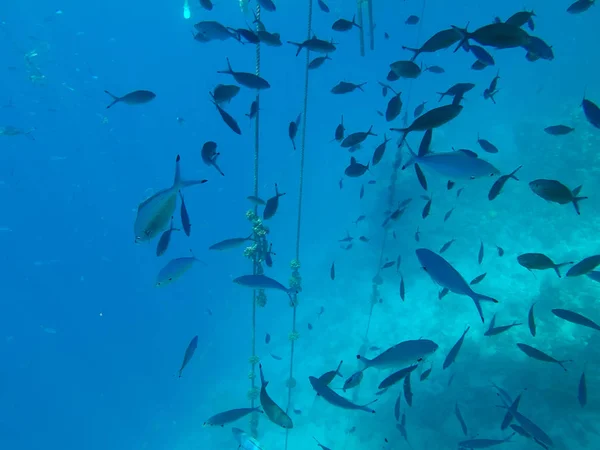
472, 297, 485, 323
401, 46, 419, 61
573, 196, 588, 215
356, 354, 371, 369
402, 146, 418, 170
559, 360, 573, 371
509, 165, 523, 180
451, 24, 469, 53
181, 179, 208, 189
335, 360, 344, 378
554, 261, 573, 278
363, 398, 378, 407
173, 154, 182, 186
259, 363, 267, 386
415, 163, 428, 191
104, 90, 120, 109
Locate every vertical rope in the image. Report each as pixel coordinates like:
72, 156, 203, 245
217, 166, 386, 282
367, 0, 374, 51
285, 1, 312, 449
357, 0, 365, 57
249, 3, 262, 440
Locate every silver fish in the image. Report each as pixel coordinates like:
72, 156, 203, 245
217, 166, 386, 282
405, 149, 499, 179
516, 343, 571, 371
156, 217, 179, 257
134, 155, 207, 243
378, 364, 418, 390
156, 256, 202, 286
551, 308, 600, 331
233, 274, 296, 300
194, 21, 237, 41
498, 394, 554, 448
203, 407, 262, 427
529, 179, 587, 215
259, 364, 293, 428
416, 248, 498, 322
566, 254, 600, 277
308, 376, 376, 413
232, 428, 264, 450
458, 433, 515, 449
209, 235, 253, 251
357, 339, 438, 370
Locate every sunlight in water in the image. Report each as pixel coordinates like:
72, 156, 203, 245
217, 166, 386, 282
183, 0, 191, 19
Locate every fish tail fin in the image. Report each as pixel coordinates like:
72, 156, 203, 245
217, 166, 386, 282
258, 363, 267, 386
390, 128, 409, 148
402, 145, 418, 170
471, 292, 497, 323
554, 261, 574, 278
559, 359, 573, 371
573, 196, 588, 215
356, 354, 371, 369
509, 165, 523, 180
436, 92, 445, 102
362, 398, 378, 412
104, 90, 120, 109
286, 41, 303, 56
180, 179, 209, 189
213, 162, 225, 176
358, 82, 367, 91
451, 25, 469, 53
216, 58, 233, 75
173, 154, 182, 185
500, 410, 513, 430
402, 46, 419, 61
335, 360, 344, 378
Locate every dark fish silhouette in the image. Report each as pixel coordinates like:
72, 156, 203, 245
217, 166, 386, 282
179, 191, 191, 236
217, 58, 270, 89
263, 184, 286, 220
212, 100, 241, 135
178, 335, 198, 377
104, 89, 155, 108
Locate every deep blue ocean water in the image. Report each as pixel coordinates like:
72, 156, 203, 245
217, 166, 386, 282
1, 0, 599, 449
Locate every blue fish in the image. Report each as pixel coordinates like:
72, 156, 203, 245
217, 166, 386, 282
308, 376, 376, 413
156, 256, 202, 286
178, 335, 198, 377
416, 248, 498, 322
233, 274, 296, 300
469, 44, 495, 66
404, 148, 499, 180
134, 156, 206, 243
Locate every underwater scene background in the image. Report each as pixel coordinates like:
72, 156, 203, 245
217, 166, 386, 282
1, 0, 600, 449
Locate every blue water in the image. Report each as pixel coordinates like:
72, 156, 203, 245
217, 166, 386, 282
1, 0, 599, 449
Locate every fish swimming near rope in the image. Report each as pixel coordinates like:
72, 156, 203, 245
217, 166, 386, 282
258, 364, 293, 428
